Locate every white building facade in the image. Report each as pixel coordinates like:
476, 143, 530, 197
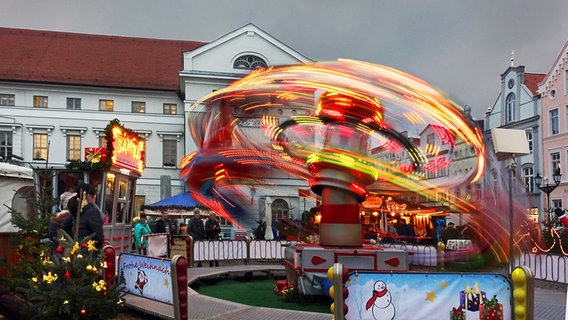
0, 24, 317, 229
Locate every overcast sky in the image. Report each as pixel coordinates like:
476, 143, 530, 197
3, 0, 568, 119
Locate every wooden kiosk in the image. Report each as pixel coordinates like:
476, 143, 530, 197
40, 119, 145, 255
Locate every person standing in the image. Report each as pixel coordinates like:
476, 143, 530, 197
205, 212, 221, 267
67, 183, 105, 249
154, 211, 172, 256
154, 211, 171, 234
441, 222, 460, 245
134, 213, 152, 255
255, 220, 266, 240
187, 209, 205, 267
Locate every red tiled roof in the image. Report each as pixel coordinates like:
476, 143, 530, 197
524, 73, 545, 95
0, 27, 206, 91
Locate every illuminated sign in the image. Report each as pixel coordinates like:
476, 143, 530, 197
110, 125, 145, 174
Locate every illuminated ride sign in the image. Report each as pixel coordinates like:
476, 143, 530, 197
83, 120, 145, 175
110, 126, 145, 174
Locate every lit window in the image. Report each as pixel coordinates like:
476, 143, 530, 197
67, 98, 81, 110
0, 94, 15, 106
131, 101, 145, 113
33, 133, 48, 160
163, 103, 177, 115
67, 135, 81, 161
99, 99, 114, 111
0, 131, 13, 161
33, 96, 48, 108
163, 139, 177, 167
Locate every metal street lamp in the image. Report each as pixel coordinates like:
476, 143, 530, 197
250, 186, 257, 204
535, 169, 562, 224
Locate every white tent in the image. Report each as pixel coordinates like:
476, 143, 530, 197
0, 163, 34, 233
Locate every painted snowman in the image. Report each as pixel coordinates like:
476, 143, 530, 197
365, 280, 395, 320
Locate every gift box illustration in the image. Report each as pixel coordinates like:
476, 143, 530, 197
450, 305, 466, 320
460, 282, 486, 312
479, 295, 503, 320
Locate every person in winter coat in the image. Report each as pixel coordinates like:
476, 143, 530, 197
65, 183, 105, 249
205, 212, 221, 267
188, 209, 205, 267
134, 213, 152, 255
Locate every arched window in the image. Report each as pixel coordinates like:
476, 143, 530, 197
271, 198, 289, 221
233, 55, 268, 70
506, 93, 516, 123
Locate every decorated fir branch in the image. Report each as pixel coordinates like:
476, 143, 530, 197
2, 177, 126, 320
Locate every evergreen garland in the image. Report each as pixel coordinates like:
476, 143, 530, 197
65, 118, 138, 173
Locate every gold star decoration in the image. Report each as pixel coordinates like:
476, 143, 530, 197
164, 278, 170, 288
440, 281, 447, 289
426, 290, 437, 303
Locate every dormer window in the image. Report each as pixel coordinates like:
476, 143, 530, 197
233, 55, 268, 70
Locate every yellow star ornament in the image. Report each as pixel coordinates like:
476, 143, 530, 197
426, 290, 437, 303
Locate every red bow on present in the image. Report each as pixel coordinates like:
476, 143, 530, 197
366, 289, 387, 310
452, 305, 463, 315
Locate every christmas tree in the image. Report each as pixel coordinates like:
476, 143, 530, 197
1, 170, 125, 320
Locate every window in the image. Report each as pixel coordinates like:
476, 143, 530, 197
550, 109, 559, 135
523, 166, 534, 193
426, 133, 435, 145
0, 131, 13, 161
33, 133, 48, 160
99, 99, 114, 111
506, 93, 515, 123
131, 101, 145, 113
565, 70, 568, 94
162, 139, 177, 167
163, 103, 177, 115
233, 54, 268, 70
553, 200, 563, 211
67, 135, 81, 161
33, 95, 48, 108
525, 129, 533, 153
0, 94, 15, 106
99, 135, 107, 148
271, 199, 289, 221
67, 97, 81, 110
551, 152, 560, 174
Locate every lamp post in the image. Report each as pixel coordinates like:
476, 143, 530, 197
534, 169, 561, 225
250, 186, 257, 204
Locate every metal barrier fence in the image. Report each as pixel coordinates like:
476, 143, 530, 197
516, 252, 568, 284
186, 238, 439, 267
184, 238, 568, 282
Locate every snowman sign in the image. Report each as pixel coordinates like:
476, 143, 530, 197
365, 280, 395, 320
343, 270, 513, 320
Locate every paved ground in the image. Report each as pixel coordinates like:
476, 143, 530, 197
120, 263, 567, 320
534, 280, 566, 320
